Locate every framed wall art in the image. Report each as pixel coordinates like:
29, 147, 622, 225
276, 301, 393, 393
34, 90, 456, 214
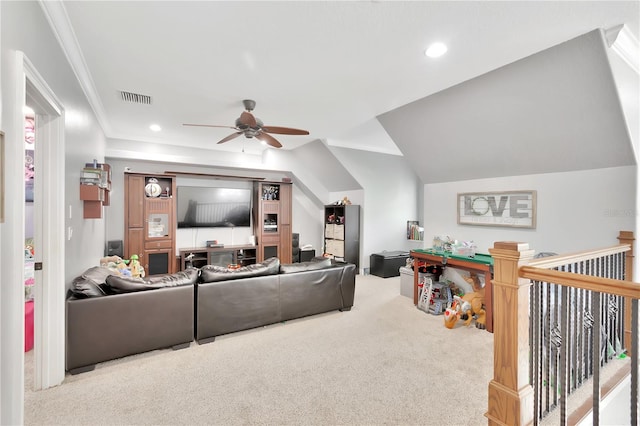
457, 190, 536, 228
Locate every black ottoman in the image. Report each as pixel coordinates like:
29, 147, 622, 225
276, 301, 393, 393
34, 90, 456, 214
370, 251, 410, 278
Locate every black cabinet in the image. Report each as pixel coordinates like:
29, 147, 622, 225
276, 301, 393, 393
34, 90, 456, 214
323, 204, 360, 268
370, 251, 410, 278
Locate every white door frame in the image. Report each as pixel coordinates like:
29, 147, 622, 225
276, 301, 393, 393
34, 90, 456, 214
23, 55, 66, 392
1, 50, 65, 426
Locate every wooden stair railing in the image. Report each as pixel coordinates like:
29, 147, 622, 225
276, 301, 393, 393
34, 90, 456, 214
485, 231, 638, 426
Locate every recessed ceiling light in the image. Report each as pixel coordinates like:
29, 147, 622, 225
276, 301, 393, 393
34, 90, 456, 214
425, 42, 447, 58
149, 124, 161, 132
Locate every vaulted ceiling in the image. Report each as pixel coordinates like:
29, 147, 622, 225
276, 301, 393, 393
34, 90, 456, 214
43, 1, 638, 183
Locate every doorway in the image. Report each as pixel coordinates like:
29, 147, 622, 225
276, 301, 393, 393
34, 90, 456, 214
22, 54, 66, 391
24, 112, 35, 369
1, 50, 66, 426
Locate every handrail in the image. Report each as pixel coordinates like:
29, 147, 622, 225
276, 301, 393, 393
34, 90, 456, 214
485, 232, 637, 426
527, 243, 630, 269
520, 266, 640, 298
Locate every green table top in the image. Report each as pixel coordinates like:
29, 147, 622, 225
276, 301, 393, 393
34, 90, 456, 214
412, 248, 493, 266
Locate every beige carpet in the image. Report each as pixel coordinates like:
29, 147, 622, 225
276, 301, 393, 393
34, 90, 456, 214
24, 274, 494, 425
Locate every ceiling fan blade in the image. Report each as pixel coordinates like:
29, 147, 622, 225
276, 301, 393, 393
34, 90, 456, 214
256, 132, 282, 148
261, 126, 309, 135
183, 123, 237, 130
238, 111, 257, 127
217, 132, 243, 144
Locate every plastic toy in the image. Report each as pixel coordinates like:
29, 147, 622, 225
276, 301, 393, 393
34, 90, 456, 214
128, 254, 145, 278
453, 289, 486, 329
443, 284, 486, 330
443, 303, 460, 329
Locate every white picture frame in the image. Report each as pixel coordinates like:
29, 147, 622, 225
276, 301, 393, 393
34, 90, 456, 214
457, 190, 536, 228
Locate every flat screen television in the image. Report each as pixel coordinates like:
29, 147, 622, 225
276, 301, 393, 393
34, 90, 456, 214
177, 186, 252, 228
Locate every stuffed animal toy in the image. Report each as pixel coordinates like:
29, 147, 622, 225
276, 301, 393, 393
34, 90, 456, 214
100, 255, 123, 268
128, 254, 145, 278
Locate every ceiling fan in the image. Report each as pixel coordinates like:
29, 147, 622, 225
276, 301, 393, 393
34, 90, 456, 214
183, 99, 309, 148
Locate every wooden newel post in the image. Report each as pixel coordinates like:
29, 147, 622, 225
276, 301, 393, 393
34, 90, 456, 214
618, 230, 635, 356
485, 242, 535, 426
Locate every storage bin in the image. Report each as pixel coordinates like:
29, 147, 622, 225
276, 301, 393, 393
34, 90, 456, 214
370, 251, 409, 278
399, 266, 414, 298
399, 267, 435, 299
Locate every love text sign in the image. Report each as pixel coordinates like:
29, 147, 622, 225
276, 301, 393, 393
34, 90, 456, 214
457, 191, 536, 228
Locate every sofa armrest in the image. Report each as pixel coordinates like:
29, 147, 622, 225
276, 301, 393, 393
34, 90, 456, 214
66, 285, 194, 372
339, 263, 357, 309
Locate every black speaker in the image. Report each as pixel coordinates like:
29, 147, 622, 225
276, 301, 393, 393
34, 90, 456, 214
107, 240, 123, 257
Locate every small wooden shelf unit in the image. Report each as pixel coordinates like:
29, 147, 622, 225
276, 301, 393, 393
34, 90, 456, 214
179, 245, 257, 270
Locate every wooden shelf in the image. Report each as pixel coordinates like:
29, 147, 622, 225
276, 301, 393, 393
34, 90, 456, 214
253, 181, 292, 263
179, 245, 257, 270
323, 204, 360, 268
124, 172, 177, 275
80, 162, 110, 219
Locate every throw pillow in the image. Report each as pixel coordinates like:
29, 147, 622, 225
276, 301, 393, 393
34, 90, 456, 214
199, 257, 280, 283
69, 266, 112, 298
279, 257, 333, 274
105, 268, 199, 294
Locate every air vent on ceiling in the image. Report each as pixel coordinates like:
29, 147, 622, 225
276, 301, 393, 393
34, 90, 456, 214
120, 91, 152, 105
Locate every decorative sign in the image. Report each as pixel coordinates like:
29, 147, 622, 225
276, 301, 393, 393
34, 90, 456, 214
457, 191, 536, 228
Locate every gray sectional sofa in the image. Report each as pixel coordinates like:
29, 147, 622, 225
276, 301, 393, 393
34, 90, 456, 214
65, 257, 356, 374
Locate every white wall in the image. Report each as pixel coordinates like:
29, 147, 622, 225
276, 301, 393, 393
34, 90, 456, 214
1, 1, 108, 284
328, 146, 422, 271
424, 166, 636, 254
291, 185, 323, 254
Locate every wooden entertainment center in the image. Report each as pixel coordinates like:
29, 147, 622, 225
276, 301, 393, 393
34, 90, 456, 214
178, 245, 257, 270
124, 172, 292, 275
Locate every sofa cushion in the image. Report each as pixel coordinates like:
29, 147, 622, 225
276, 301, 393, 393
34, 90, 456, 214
70, 266, 112, 298
279, 257, 333, 274
104, 268, 199, 294
199, 257, 280, 283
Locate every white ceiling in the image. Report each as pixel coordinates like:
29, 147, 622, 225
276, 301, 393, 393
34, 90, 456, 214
45, 1, 638, 157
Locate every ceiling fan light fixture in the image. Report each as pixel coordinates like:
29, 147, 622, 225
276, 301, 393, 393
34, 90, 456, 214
184, 99, 307, 149
425, 42, 447, 58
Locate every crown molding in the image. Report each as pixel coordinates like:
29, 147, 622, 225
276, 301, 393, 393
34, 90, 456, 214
38, 1, 112, 134
606, 24, 639, 74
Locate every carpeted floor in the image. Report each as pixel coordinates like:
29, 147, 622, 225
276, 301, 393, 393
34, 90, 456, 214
24, 274, 494, 425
